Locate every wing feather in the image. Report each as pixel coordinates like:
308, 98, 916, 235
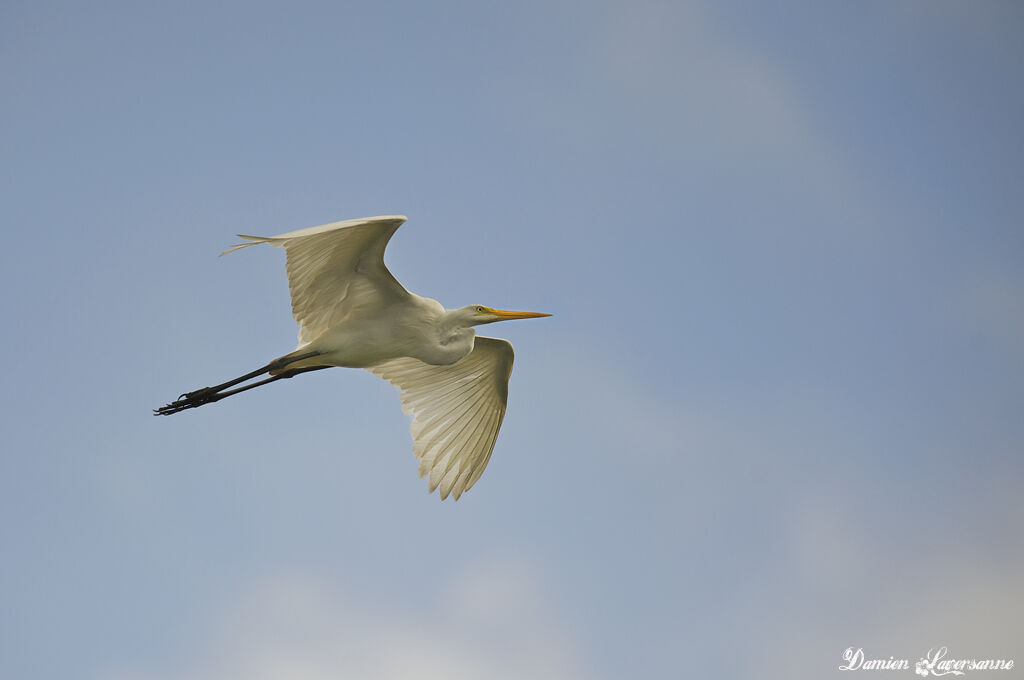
367, 337, 514, 500
222, 215, 409, 346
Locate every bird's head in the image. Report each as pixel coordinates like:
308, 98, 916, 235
457, 305, 552, 327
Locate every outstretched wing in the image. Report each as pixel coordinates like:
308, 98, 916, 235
222, 215, 410, 346
367, 337, 515, 501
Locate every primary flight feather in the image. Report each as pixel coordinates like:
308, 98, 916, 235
156, 215, 550, 500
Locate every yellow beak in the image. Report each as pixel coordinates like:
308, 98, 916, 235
489, 308, 552, 320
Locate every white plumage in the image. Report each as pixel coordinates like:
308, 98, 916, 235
222, 216, 409, 348
369, 337, 512, 500
158, 215, 549, 500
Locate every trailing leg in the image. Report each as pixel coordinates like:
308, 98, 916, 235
154, 351, 324, 416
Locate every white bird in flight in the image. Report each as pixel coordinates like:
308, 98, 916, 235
156, 215, 550, 500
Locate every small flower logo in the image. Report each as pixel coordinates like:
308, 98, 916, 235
917, 648, 965, 677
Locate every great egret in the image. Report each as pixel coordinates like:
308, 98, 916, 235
156, 215, 550, 500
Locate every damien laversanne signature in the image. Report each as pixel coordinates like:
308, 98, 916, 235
840, 647, 1014, 675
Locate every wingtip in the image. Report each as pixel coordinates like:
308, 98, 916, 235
219, 235, 265, 257
218, 245, 245, 257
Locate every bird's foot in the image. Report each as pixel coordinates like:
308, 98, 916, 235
178, 385, 217, 401
154, 388, 222, 416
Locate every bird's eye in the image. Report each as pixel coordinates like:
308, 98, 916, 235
476, 306, 487, 313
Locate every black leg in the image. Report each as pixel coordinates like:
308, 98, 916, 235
155, 352, 325, 416
202, 366, 330, 401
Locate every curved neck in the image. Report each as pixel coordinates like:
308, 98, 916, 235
439, 310, 475, 346
430, 309, 476, 364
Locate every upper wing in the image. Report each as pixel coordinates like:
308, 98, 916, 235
367, 337, 515, 501
222, 215, 410, 346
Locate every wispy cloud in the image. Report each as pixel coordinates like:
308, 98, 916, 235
743, 482, 1024, 677
109, 553, 589, 680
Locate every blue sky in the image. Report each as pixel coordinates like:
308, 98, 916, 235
2, 1, 1022, 678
